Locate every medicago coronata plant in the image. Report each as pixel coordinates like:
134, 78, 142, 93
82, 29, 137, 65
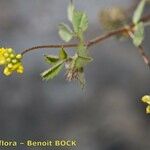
0, 1, 150, 112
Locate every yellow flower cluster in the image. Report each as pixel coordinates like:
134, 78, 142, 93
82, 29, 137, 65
141, 95, 150, 114
0, 48, 24, 76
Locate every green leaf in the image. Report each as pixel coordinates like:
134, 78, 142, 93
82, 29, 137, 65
59, 48, 68, 60
75, 55, 93, 68
68, 1, 75, 22
58, 23, 73, 42
75, 43, 92, 68
72, 10, 88, 33
41, 61, 64, 81
76, 43, 88, 56
44, 55, 59, 64
133, 0, 146, 24
133, 22, 144, 47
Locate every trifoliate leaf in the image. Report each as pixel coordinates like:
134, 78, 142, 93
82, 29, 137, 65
58, 23, 73, 42
133, 22, 144, 47
44, 55, 59, 64
133, 0, 146, 24
75, 55, 93, 68
41, 61, 64, 81
59, 48, 68, 60
68, 0, 75, 22
72, 10, 88, 33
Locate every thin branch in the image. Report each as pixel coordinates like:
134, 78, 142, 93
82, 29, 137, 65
21, 44, 77, 55
138, 45, 150, 67
21, 27, 127, 55
86, 28, 128, 47
21, 14, 150, 55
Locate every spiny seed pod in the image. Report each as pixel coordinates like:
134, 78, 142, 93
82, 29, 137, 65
99, 7, 126, 31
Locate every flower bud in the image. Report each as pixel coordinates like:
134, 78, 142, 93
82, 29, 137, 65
8, 48, 13, 53
146, 105, 150, 114
10, 54, 15, 58
141, 95, 150, 104
6, 58, 11, 62
4, 52, 9, 57
12, 59, 17, 64
17, 65, 24, 74
8, 63, 13, 68
0, 60, 6, 65
16, 54, 22, 59
3, 67, 11, 76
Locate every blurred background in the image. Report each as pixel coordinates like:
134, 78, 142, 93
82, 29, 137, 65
0, 0, 150, 149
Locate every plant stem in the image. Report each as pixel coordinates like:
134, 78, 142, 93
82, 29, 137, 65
21, 14, 150, 56
138, 45, 150, 67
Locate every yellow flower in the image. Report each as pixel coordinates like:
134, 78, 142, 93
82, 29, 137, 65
141, 95, 150, 114
141, 95, 150, 104
4, 63, 24, 76
0, 48, 24, 76
146, 105, 150, 114
0, 48, 7, 65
